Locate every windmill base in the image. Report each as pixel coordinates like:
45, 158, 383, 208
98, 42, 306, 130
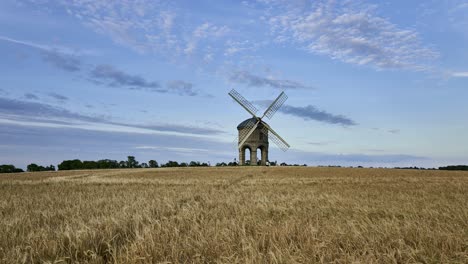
239, 146, 268, 166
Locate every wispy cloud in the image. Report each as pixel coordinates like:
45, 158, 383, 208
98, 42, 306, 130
166, 81, 198, 96
2, 36, 200, 97
308, 141, 335, 146
16, 0, 439, 72
261, 0, 438, 70
185, 22, 231, 55
387, 129, 400, 134
24, 93, 39, 100
41, 51, 82, 72
0, 35, 79, 55
47, 92, 69, 102
229, 70, 313, 90
363, 149, 385, 153
0, 96, 224, 136
0, 123, 232, 169
0, 97, 102, 123
90, 65, 200, 96
90, 64, 161, 90
451, 71, 468, 77
372, 127, 401, 134
295, 151, 429, 164
28, 1, 232, 62
280, 104, 356, 126
1, 35, 201, 97
255, 100, 356, 126
135, 146, 211, 153
123, 124, 224, 136
193, 23, 230, 39
135, 145, 233, 157
0, 35, 88, 74
63, 1, 179, 54
224, 40, 260, 56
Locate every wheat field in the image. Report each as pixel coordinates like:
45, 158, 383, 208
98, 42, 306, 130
0, 167, 467, 263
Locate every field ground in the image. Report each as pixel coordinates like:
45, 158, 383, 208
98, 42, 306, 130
0, 167, 467, 263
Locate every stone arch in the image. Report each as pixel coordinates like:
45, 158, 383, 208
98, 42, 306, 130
239, 145, 252, 165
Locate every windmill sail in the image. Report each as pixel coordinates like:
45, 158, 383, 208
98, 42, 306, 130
228, 89, 258, 117
262, 91, 288, 119
261, 122, 290, 152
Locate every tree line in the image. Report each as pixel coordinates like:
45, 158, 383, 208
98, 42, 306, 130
27, 164, 56, 172
3, 157, 468, 173
438, 165, 468, 171
56, 156, 218, 170
0, 156, 243, 173
0, 164, 24, 173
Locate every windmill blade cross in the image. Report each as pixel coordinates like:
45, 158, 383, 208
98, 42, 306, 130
228, 89, 258, 117
238, 120, 260, 149
261, 92, 288, 119
261, 122, 290, 152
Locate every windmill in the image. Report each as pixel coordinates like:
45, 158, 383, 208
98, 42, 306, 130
228, 89, 290, 166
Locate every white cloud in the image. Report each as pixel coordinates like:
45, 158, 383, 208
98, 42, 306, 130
193, 23, 230, 39
261, 0, 438, 70
135, 146, 232, 157
25, 1, 234, 63
224, 40, 258, 56
418, 1, 468, 38
184, 41, 197, 55
25, 0, 183, 55
20, 0, 439, 72
451, 72, 468, 77
184, 23, 231, 57
136, 146, 210, 153
203, 53, 214, 63
229, 70, 314, 90
0, 96, 224, 137
0, 35, 85, 55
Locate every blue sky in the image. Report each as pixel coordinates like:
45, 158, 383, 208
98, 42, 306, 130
1, 0, 468, 168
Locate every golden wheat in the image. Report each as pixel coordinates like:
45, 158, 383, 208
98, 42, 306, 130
0, 167, 467, 263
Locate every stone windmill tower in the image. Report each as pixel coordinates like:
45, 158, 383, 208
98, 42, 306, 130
228, 89, 290, 166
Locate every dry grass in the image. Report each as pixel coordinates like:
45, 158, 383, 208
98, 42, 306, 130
0, 167, 467, 263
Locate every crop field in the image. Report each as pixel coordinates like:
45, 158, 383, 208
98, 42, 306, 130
0, 167, 467, 263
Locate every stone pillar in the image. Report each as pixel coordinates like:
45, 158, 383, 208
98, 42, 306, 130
261, 148, 268, 166
250, 148, 257, 166
239, 148, 245, 166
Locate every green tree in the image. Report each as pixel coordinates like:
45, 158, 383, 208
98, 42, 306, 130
148, 160, 159, 168
127, 156, 139, 168
45, 165, 56, 171
27, 163, 40, 172
28, 163, 55, 172
0, 164, 23, 173
83, 161, 98, 169
189, 161, 200, 167
163, 161, 179, 167
97, 159, 119, 169
58, 159, 83, 170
